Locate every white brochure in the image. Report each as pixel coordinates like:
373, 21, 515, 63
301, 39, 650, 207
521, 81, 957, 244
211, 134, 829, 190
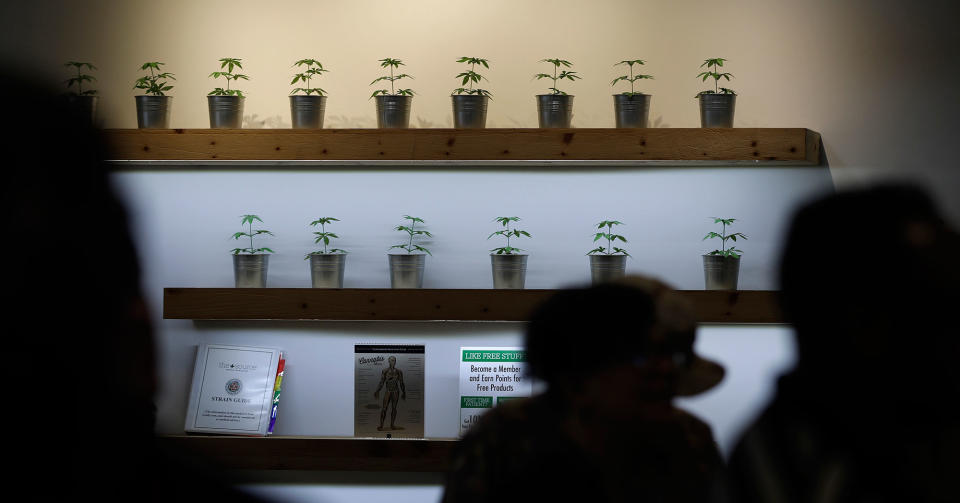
184, 343, 282, 436
459, 347, 531, 436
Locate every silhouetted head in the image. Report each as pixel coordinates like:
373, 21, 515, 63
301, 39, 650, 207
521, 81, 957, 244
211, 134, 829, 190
780, 184, 960, 403
525, 277, 723, 403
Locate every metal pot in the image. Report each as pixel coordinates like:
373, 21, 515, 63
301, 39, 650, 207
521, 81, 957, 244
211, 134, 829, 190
309, 253, 346, 288
135, 95, 171, 129
208, 95, 244, 129
375, 95, 412, 129
536, 94, 573, 128
233, 254, 269, 288
491, 254, 528, 289
698, 93, 736, 128
589, 254, 627, 285
290, 95, 327, 129
388, 254, 425, 288
702, 255, 740, 290
67, 95, 99, 127
451, 95, 488, 128
612, 94, 650, 128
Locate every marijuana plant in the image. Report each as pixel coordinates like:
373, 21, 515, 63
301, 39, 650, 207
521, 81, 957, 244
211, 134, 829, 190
452, 56, 492, 98
231, 214, 274, 254
390, 215, 432, 255
290, 59, 328, 96
306, 216, 346, 257
534, 58, 580, 95
64, 61, 97, 96
696, 58, 735, 97
703, 217, 747, 258
370, 58, 414, 98
209, 58, 249, 97
611, 60, 652, 95
488, 216, 531, 255
587, 220, 630, 256
134, 61, 175, 96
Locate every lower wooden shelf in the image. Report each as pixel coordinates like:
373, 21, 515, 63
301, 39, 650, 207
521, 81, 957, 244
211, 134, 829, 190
160, 436, 456, 472
163, 288, 782, 323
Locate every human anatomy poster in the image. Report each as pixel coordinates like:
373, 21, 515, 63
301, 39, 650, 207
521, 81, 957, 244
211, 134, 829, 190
459, 347, 530, 436
354, 344, 425, 439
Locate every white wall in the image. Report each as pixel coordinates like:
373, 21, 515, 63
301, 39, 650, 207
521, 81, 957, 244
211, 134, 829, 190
110, 165, 816, 502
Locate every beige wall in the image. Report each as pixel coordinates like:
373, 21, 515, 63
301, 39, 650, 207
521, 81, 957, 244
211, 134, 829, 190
3, 0, 958, 220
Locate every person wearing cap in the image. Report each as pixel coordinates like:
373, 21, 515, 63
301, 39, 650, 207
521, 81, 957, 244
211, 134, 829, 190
442, 277, 725, 503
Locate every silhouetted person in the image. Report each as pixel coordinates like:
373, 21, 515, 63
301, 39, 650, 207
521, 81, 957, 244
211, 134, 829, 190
0, 72, 265, 501
443, 277, 725, 503
725, 185, 960, 503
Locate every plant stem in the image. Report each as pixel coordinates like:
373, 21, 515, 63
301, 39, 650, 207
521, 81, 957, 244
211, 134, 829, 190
553, 63, 558, 94
407, 220, 414, 253
390, 65, 395, 95
249, 220, 254, 253
77, 67, 83, 95
321, 221, 327, 253
714, 62, 718, 94
721, 220, 727, 253
630, 64, 635, 94
607, 224, 612, 254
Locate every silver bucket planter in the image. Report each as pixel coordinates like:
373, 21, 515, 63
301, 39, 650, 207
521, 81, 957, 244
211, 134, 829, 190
208, 95, 244, 129
613, 94, 650, 128
375, 95, 412, 129
589, 255, 627, 285
309, 253, 346, 288
491, 254, 528, 289
451, 95, 488, 128
703, 255, 740, 290
67, 95, 99, 126
698, 94, 736, 128
135, 95, 171, 129
233, 254, 269, 288
389, 254, 425, 288
290, 95, 327, 129
536, 94, 573, 128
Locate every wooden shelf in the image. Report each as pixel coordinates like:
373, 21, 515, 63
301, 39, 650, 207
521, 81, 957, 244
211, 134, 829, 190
163, 288, 782, 323
161, 436, 455, 472
106, 128, 820, 167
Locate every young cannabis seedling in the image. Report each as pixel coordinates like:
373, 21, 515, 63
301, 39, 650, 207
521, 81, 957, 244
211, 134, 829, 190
696, 58, 735, 97
452, 57, 492, 98
134, 62, 175, 96
534, 58, 581, 95
231, 214, 275, 254
291, 59, 328, 96
390, 215, 432, 255
64, 61, 97, 96
587, 220, 630, 256
306, 216, 346, 258
488, 216, 531, 255
209, 58, 249, 97
611, 60, 653, 95
703, 217, 747, 258
370, 58, 414, 98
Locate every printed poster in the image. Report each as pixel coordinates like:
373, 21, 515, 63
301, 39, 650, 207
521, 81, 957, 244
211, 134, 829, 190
354, 344, 425, 439
459, 347, 530, 436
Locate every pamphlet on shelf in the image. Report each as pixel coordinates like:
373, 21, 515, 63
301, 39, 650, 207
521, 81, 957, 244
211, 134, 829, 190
459, 347, 530, 436
184, 343, 283, 436
354, 344, 425, 439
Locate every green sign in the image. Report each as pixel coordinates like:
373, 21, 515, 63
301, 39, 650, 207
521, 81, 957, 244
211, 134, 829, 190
460, 396, 494, 408
461, 350, 527, 362
497, 396, 522, 405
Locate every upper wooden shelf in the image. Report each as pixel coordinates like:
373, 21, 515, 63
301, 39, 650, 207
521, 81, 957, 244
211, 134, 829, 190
163, 288, 782, 323
161, 436, 455, 472
105, 128, 820, 167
